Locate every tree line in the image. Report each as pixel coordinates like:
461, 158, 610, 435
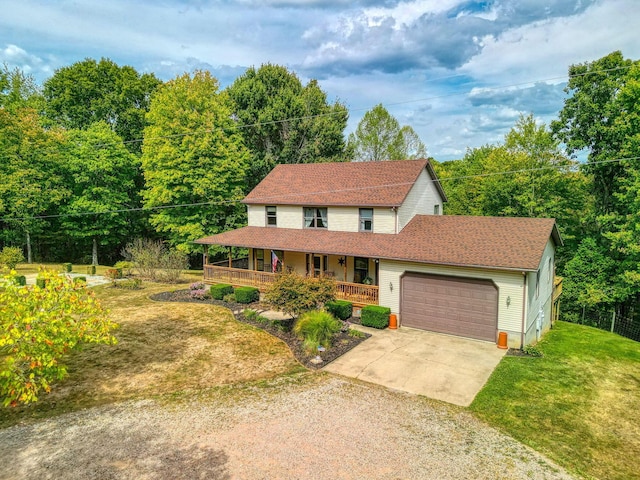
1, 51, 639, 332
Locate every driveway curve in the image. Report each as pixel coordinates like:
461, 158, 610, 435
0, 375, 574, 480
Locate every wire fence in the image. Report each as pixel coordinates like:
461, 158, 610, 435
578, 308, 640, 342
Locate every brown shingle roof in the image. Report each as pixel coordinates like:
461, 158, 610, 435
242, 159, 447, 207
195, 215, 561, 272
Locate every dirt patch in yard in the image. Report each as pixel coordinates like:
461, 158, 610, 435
150, 289, 371, 369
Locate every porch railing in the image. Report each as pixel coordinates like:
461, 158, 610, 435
203, 265, 379, 305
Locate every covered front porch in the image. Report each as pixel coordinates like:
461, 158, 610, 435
204, 250, 379, 305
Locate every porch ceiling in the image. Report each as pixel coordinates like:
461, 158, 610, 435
194, 215, 559, 272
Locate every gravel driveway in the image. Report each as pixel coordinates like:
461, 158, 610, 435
0, 375, 575, 480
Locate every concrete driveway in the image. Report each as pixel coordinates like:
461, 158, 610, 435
324, 325, 506, 406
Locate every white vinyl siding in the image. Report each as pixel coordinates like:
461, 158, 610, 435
249, 205, 397, 233
326, 207, 393, 233
247, 205, 264, 227
397, 168, 444, 230
524, 239, 556, 344
380, 260, 524, 348
329, 207, 359, 232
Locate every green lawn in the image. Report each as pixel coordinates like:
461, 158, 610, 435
471, 321, 640, 480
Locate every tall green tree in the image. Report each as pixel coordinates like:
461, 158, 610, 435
226, 64, 349, 189
58, 122, 139, 265
435, 115, 590, 263
0, 107, 68, 262
0, 64, 43, 111
141, 70, 250, 253
552, 52, 640, 321
43, 57, 161, 153
551, 51, 637, 215
348, 104, 427, 161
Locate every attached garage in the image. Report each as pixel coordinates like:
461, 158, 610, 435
400, 273, 498, 342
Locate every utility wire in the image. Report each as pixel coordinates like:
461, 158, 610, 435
3, 154, 638, 222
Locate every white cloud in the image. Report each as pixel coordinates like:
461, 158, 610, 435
0, 44, 54, 76
461, 0, 640, 84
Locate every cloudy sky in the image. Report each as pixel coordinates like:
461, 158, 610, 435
1, 0, 639, 160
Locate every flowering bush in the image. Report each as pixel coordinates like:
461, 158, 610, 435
189, 282, 205, 291
189, 288, 209, 300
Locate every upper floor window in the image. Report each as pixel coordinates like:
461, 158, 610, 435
359, 208, 373, 232
434, 204, 440, 215
536, 270, 540, 299
266, 206, 277, 227
304, 207, 328, 229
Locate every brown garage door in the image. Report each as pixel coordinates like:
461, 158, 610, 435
401, 273, 498, 342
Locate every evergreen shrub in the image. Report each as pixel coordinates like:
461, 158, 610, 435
325, 300, 353, 320
235, 286, 259, 304
361, 305, 391, 329
210, 283, 234, 300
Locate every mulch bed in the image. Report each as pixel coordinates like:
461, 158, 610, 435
150, 289, 371, 369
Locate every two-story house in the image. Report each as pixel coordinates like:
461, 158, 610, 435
195, 159, 562, 348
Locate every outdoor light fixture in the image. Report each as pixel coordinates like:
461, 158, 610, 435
389, 282, 393, 291
506, 296, 511, 307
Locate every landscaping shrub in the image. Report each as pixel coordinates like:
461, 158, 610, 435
121, 238, 187, 282
0, 246, 24, 269
35, 277, 47, 289
223, 293, 236, 303
86, 265, 96, 275
189, 288, 209, 300
62, 262, 72, 273
210, 283, 234, 300
104, 268, 122, 281
189, 281, 205, 290
114, 261, 134, 276
235, 286, 260, 304
325, 300, 353, 320
73, 276, 87, 285
116, 278, 142, 290
11, 275, 26, 286
264, 272, 336, 317
294, 310, 342, 353
361, 305, 391, 329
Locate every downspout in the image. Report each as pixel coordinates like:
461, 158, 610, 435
392, 206, 398, 233
520, 272, 528, 349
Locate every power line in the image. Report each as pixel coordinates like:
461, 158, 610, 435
3, 154, 638, 222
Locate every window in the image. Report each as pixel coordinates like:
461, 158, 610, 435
266, 206, 277, 227
433, 204, 440, 215
548, 257, 553, 282
359, 208, 373, 232
536, 270, 540, 299
255, 249, 264, 271
304, 207, 328, 229
354, 257, 369, 284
